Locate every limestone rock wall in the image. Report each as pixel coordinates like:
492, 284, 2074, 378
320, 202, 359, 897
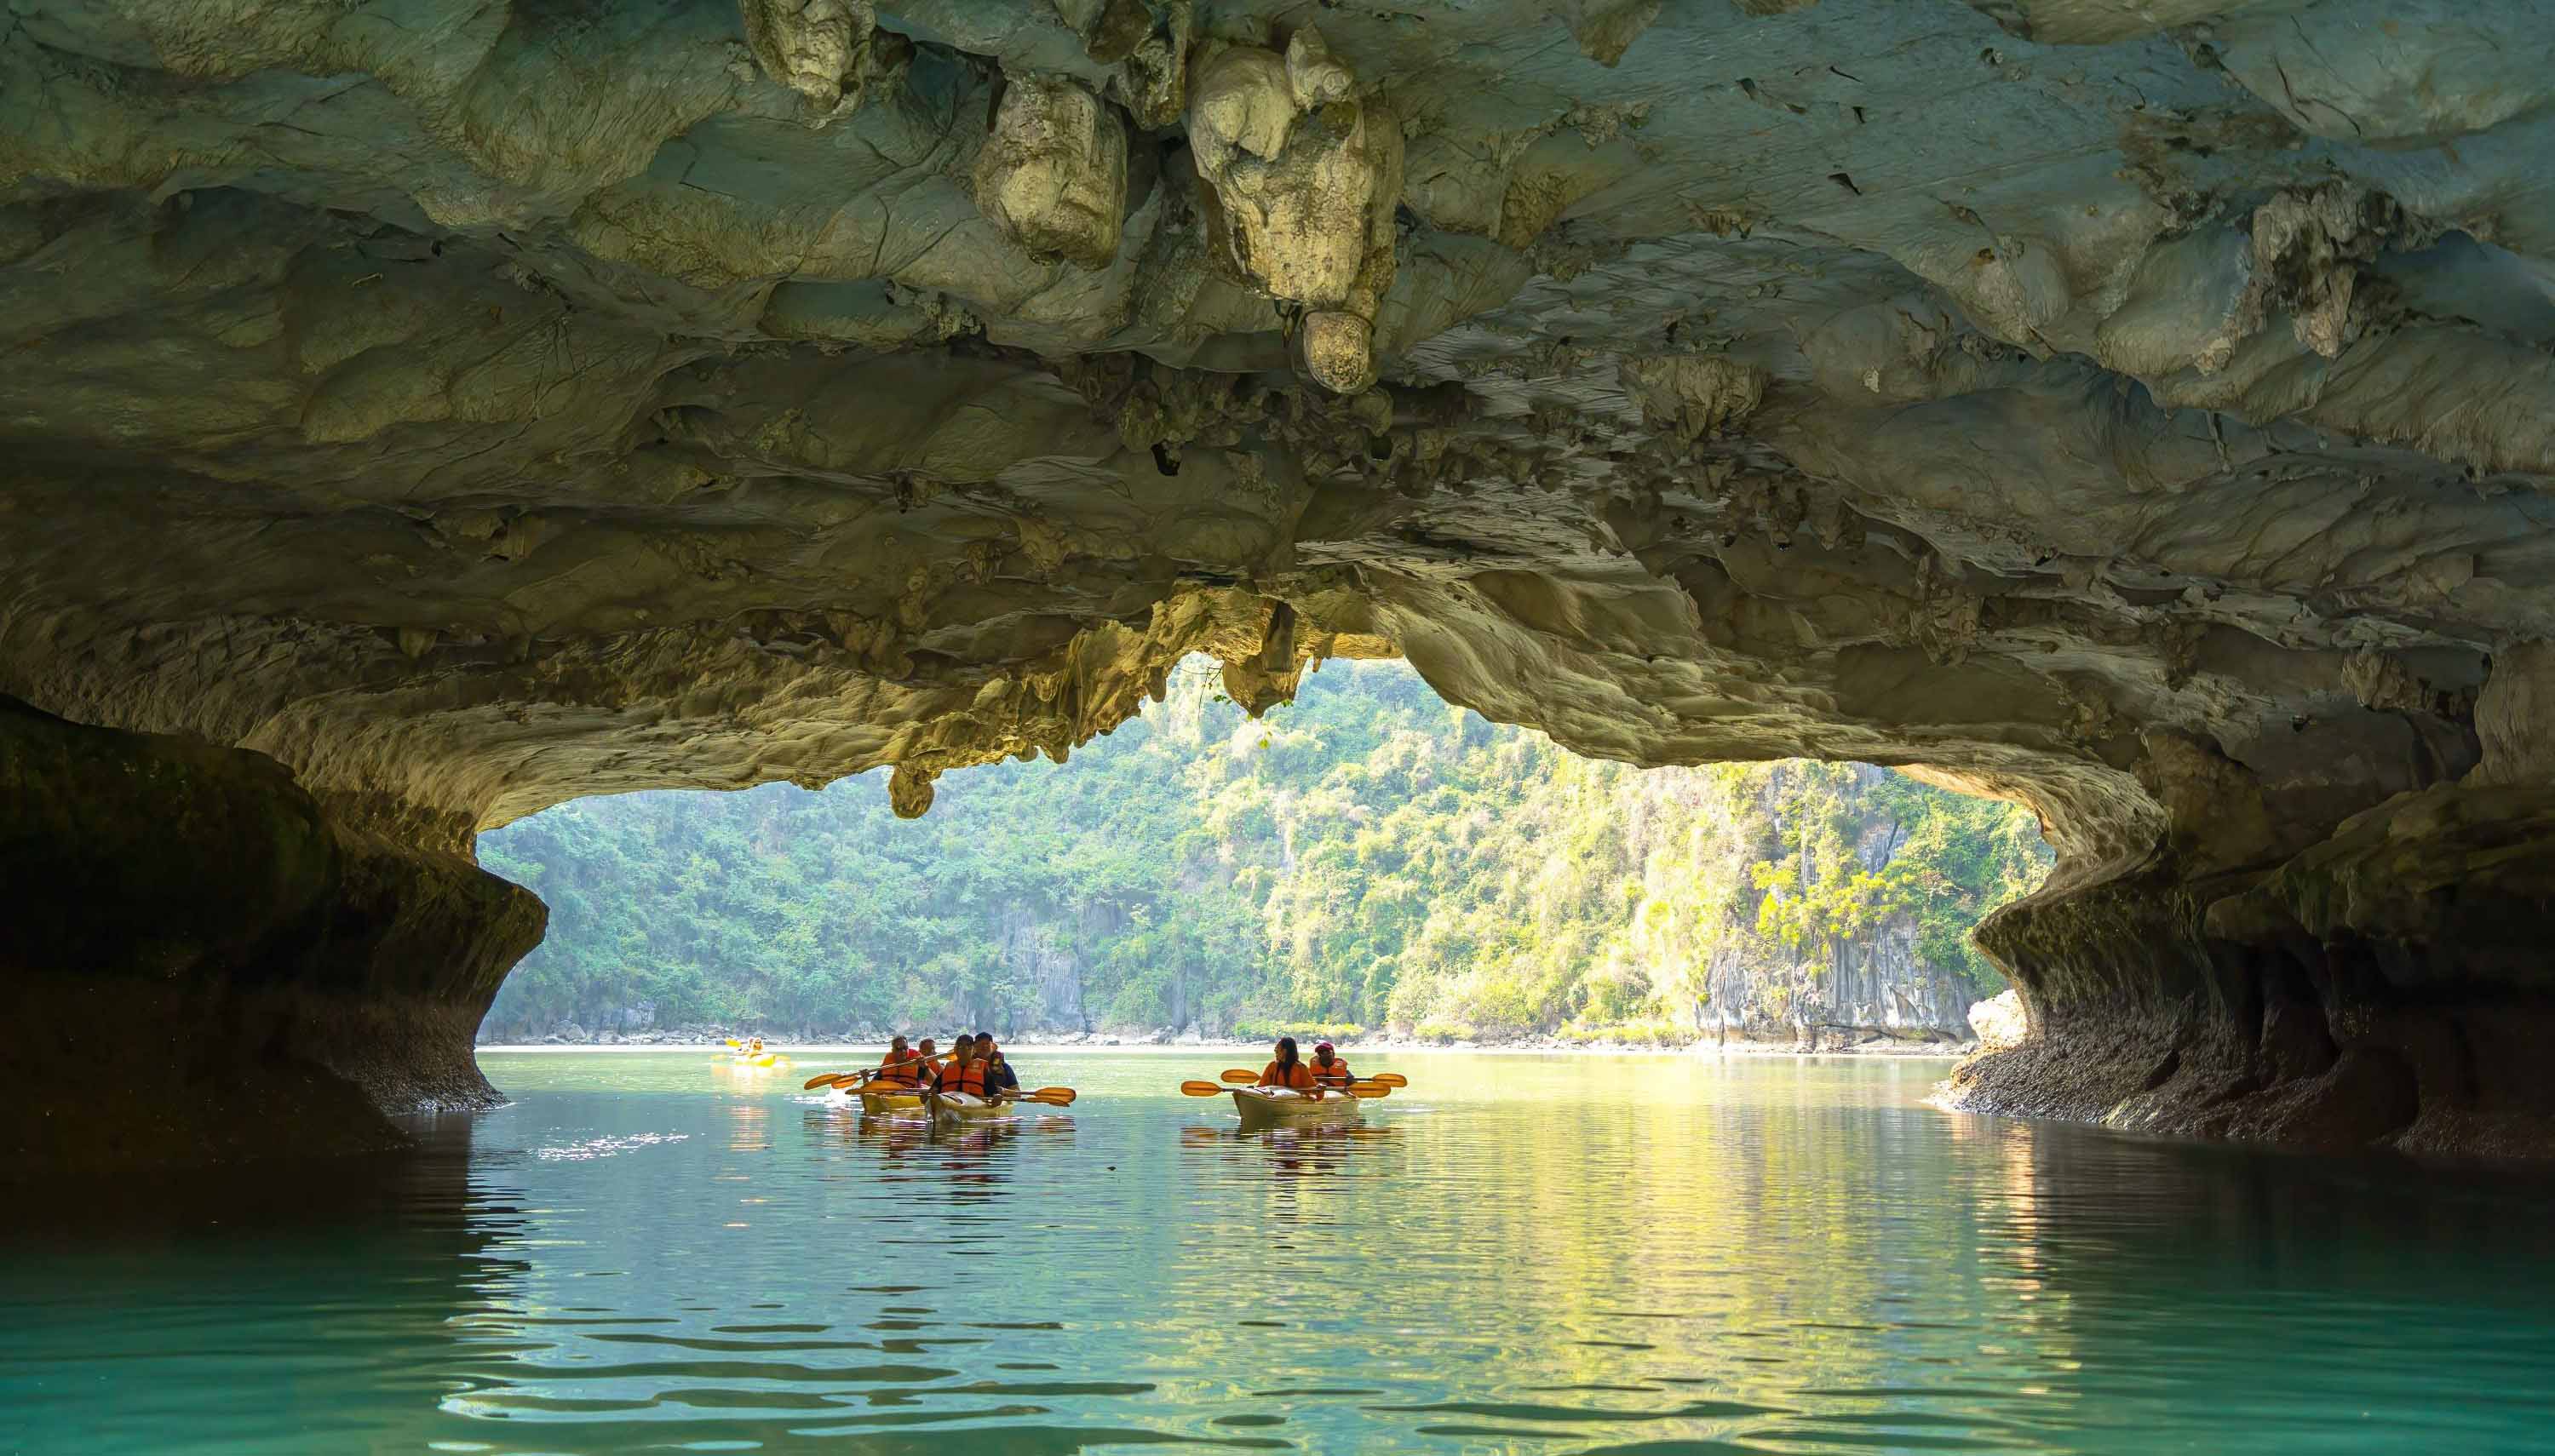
990, 898, 1105, 1033
1691, 765, 1993, 1045
0, 696, 545, 1176
2, 0, 2554, 1161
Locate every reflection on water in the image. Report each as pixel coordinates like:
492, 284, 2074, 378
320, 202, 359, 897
4, 1052, 2555, 1454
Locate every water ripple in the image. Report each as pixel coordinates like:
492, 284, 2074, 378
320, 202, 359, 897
5, 1051, 2555, 1454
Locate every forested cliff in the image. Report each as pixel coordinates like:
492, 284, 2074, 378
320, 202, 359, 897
479, 662, 2049, 1044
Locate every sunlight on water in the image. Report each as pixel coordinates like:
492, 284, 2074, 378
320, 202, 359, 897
531, 1132, 695, 1162
5, 1051, 2554, 1454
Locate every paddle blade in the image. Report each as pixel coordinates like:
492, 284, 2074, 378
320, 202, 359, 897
1220, 1069, 1260, 1084
801, 1072, 844, 1090
1027, 1087, 1078, 1104
1365, 1072, 1408, 1087
724, 1039, 742, 1048
1343, 1081, 1392, 1098
1180, 1081, 1227, 1097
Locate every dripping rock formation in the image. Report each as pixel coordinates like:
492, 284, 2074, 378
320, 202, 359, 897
4, 0, 2555, 1171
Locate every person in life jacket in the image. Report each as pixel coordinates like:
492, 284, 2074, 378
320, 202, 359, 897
875, 1035, 920, 1086
1308, 1040, 1352, 1086
932, 1038, 989, 1099
973, 1032, 1019, 1098
882, 1037, 936, 1087
1258, 1036, 1319, 1094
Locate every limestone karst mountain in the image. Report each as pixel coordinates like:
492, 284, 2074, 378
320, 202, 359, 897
3, 1, 2553, 1171
474, 660, 2050, 1046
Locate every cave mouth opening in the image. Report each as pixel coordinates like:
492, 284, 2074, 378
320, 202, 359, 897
472, 656, 2052, 1053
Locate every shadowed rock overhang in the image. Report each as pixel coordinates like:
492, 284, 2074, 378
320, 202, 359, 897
5, 0, 2555, 1172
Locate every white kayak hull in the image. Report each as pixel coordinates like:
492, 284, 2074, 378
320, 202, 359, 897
924, 1092, 1013, 1130
1230, 1087, 1362, 1131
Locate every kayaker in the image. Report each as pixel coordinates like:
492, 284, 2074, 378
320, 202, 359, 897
1257, 1036, 1319, 1094
1308, 1040, 1352, 1087
891, 1037, 938, 1086
876, 1035, 921, 1086
932, 1037, 990, 1099
973, 1032, 1019, 1098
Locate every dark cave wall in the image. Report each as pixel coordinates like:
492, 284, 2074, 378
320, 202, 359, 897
0, 696, 544, 1177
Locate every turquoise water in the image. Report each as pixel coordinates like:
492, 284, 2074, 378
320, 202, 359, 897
5, 1050, 2553, 1454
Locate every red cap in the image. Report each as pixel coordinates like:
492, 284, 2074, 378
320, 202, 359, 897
1315, 1041, 1335, 1052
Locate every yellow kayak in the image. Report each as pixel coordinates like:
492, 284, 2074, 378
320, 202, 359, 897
1231, 1086, 1361, 1132
857, 1084, 926, 1115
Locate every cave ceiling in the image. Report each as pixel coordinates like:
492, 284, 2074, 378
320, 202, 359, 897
3, 0, 2551, 876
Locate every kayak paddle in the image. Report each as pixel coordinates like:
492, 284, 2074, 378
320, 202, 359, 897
1192, 1080, 1386, 1100
812, 1070, 891, 1090
1220, 1069, 1260, 1084
812, 1055, 950, 1092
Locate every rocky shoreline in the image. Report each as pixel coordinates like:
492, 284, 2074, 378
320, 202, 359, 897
479, 1026, 1978, 1058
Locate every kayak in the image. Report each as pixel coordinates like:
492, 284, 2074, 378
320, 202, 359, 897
857, 1083, 926, 1115
714, 1053, 790, 1069
923, 1091, 1013, 1131
1230, 1086, 1362, 1132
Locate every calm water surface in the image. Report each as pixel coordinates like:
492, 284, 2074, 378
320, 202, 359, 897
5, 1051, 2553, 1454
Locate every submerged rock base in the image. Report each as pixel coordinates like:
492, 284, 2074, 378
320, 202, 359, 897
1946, 788, 2555, 1159
0, 698, 544, 1178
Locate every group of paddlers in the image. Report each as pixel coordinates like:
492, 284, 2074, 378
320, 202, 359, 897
866, 1031, 1347, 1098
816, 1033, 1397, 1120
869, 1032, 1020, 1098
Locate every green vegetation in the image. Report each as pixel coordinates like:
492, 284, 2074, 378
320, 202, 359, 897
479, 660, 2050, 1040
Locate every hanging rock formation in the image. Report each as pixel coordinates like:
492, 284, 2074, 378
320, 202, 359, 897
738, 0, 887, 118
1187, 27, 1404, 392
973, 75, 1131, 270
3, 0, 2555, 1169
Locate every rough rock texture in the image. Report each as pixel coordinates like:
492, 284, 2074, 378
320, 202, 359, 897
3, 1, 2555, 1164
738, 0, 887, 118
1969, 989, 2028, 1051
973, 74, 1129, 271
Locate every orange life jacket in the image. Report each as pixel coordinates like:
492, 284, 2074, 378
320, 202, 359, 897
876, 1050, 920, 1086
1310, 1058, 1352, 1086
938, 1059, 989, 1098
1260, 1060, 1315, 1091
